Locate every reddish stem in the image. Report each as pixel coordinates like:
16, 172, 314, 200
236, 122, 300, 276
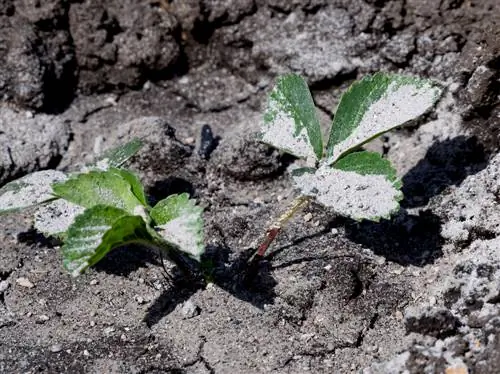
257, 227, 281, 257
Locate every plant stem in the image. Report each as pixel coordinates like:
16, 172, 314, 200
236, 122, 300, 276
253, 195, 311, 259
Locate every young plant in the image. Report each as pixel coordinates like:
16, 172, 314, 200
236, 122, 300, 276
257, 72, 443, 258
0, 139, 204, 277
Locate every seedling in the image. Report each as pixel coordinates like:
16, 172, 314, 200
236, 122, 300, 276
0, 139, 204, 277
256, 72, 442, 258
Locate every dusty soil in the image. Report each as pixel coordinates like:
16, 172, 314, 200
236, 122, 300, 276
1, 0, 499, 373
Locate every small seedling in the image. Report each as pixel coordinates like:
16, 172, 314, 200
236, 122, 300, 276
256, 72, 443, 258
0, 139, 204, 277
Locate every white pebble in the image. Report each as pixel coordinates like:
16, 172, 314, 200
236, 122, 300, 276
16, 277, 34, 288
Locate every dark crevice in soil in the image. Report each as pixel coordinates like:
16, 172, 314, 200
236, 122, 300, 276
199, 337, 216, 374
455, 227, 498, 250
309, 69, 359, 91
191, 1, 258, 45
349, 269, 364, 301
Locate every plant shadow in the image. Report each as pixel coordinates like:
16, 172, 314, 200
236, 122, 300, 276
401, 135, 487, 208
142, 243, 278, 327
94, 244, 162, 276
147, 177, 195, 206
341, 210, 443, 266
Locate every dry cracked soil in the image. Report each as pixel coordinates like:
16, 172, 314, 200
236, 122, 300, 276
0, 0, 499, 373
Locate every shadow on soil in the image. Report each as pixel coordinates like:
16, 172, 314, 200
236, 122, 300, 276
143, 245, 277, 327
401, 135, 487, 208
341, 210, 443, 266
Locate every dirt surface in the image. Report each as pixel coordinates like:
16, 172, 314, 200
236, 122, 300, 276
1, 0, 499, 373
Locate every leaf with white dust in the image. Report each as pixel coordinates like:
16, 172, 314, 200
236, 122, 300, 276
63, 205, 151, 276
261, 74, 323, 163
325, 73, 442, 164
52, 168, 144, 214
86, 138, 144, 171
0, 170, 67, 214
293, 152, 403, 221
151, 193, 204, 261
34, 199, 85, 239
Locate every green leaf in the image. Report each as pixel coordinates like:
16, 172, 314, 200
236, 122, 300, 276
34, 199, 85, 239
151, 193, 204, 260
333, 151, 402, 189
293, 153, 403, 221
326, 73, 442, 164
0, 170, 67, 214
90, 138, 144, 170
52, 169, 144, 214
112, 168, 148, 206
261, 74, 323, 162
62, 205, 151, 276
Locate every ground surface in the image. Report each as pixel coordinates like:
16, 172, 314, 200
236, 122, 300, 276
0, 0, 499, 373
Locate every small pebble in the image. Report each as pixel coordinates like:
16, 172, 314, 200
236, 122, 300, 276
181, 300, 201, 319
104, 96, 117, 106
391, 267, 404, 275
50, 344, 62, 353
0, 280, 10, 293
16, 277, 34, 288
83, 350, 90, 357
330, 228, 339, 235
135, 295, 145, 304
89, 279, 98, 286
444, 364, 468, 374
103, 327, 115, 336
36, 315, 50, 324
303, 213, 313, 222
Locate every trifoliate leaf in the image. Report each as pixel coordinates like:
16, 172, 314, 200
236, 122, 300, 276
326, 73, 442, 164
89, 138, 144, 171
52, 168, 145, 214
62, 205, 151, 276
150, 193, 204, 261
262, 74, 323, 162
292, 154, 403, 221
34, 199, 85, 239
0, 170, 67, 214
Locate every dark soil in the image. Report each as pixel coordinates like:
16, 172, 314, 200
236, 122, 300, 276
1, 0, 499, 373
